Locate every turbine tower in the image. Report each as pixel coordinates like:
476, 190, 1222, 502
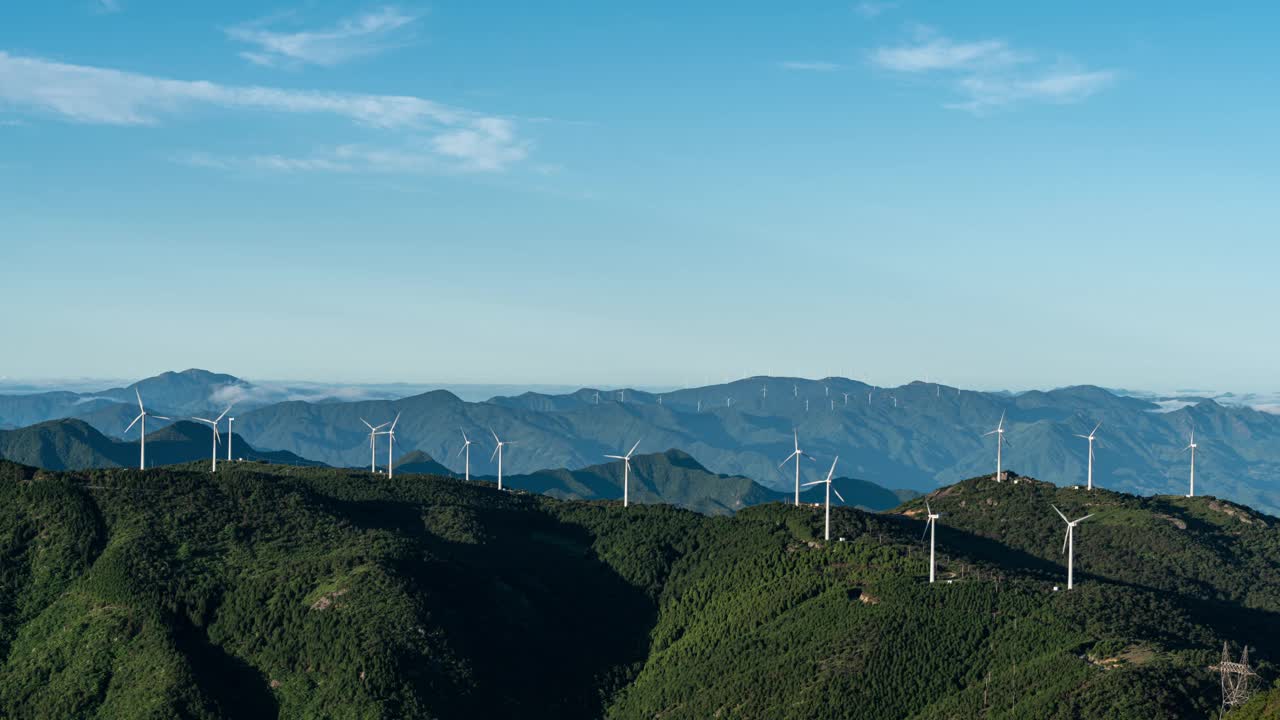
124, 389, 170, 470
192, 406, 231, 473
984, 412, 1011, 482
922, 501, 941, 583
801, 457, 843, 541
1074, 421, 1101, 490
1053, 505, 1094, 590
384, 412, 401, 478
360, 418, 389, 473
490, 428, 516, 490
457, 429, 473, 481
605, 440, 642, 508
1186, 430, 1199, 497
779, 430, 814, 506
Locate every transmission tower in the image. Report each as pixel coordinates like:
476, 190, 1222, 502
1217, 641, 1257, 711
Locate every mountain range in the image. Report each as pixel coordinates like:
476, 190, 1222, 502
0, 418, 316, 471
6, 370, 1280, 516
3, 459, 1277, 717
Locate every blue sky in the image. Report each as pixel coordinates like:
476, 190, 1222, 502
2, 1, 1276, 391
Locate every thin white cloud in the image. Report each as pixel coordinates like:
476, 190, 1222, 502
871, 37, 1025, 73
870, 29, 1114, 112
780, 61, 841, 72
947, 67, 1114, 112
854, 2, 897, 19
226, 7, 418, 68
178, 135, 530, 175
0, 52, 529, 171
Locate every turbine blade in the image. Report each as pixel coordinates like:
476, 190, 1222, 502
125, 413, 143, 433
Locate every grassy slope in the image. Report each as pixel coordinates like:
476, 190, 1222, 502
1, 461, 1276, 718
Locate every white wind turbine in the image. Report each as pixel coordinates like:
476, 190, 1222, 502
124, 389, 170, 470
922, 501, 941, 583
984, 412, 1011, 482
779, 430, 815, 506
1074, 421, 1101, 490
490, 428, 516, 490
1185, 430, 1199, 497
192, 406, 232, 472
802, 457, 843, 541
605, 440, 642, 508
383, 412, 401, 478
360, 418, 389, 473
457, 429, 473, 481
1053, 505, 1094, 590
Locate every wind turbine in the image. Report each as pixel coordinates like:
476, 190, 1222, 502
779, 430, 814, 506
1074, 421, 1101, 490
922, 501, 941, 583
457, 429, 473, 481
984, 412, 1011, 482
802, 457, 843, 541
192, 406, 231, 472
124, 389, 169, 470
490, 428, 516, 490
384, 412, 401, 478
1052, 505, 1094, 590
360, 418, 389, 473
1186, 430, 1199, 497
605, 440, 642, 508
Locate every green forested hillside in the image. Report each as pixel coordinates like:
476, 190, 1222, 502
1, 460, 1275, 718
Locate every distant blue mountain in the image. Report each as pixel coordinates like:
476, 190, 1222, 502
7, 371, 1280, 515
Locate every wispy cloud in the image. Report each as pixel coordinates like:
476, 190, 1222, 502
870, 27, 1113, 112
0, 52, 529, 171
854, 2, 897, 19
779, 61, 841, 72
226, 7, 418, 68
179, 134, 530, 175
